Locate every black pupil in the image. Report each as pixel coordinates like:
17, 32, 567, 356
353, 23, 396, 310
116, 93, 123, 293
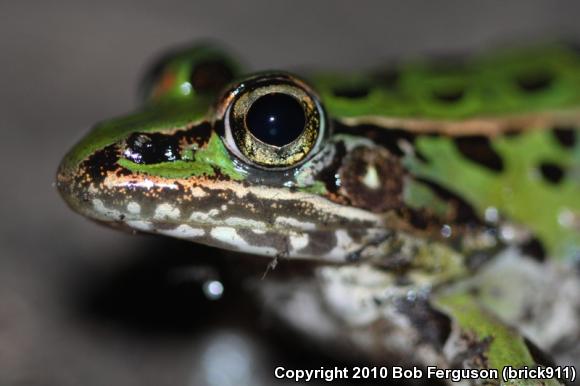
245, 93, 306, 146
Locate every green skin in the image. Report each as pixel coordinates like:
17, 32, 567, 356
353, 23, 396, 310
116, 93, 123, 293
57, 44, 580, 385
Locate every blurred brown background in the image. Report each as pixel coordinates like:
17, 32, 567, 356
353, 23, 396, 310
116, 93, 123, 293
1, 1, 580, 385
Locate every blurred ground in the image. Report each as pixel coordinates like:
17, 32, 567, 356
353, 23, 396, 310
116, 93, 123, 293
1, 1, 580, 385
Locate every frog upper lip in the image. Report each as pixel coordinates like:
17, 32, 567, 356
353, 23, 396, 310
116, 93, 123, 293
57, 156, 385, 235
55, 161, 76, 207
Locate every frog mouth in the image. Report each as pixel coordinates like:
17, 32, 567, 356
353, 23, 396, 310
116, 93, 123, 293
56, 142, 387, 261
59, 174, 388, 261
78, 192, 388, 261
119, 217, 389, 262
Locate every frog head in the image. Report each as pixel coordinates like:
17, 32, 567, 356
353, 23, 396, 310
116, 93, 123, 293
57, 45, 492, 261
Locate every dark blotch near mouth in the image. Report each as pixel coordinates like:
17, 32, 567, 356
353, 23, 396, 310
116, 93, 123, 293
83, 144, 121, 183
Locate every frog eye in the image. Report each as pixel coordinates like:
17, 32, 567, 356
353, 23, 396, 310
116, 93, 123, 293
221, 73, 326, 169
140, 45, 238, 102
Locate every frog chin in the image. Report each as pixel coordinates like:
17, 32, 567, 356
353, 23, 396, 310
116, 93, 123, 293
116, 218, 388, 262
79, 193, 389, 262
88, 207, 383, 262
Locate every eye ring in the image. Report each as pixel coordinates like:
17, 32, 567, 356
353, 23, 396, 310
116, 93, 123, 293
221, 73, 326, 169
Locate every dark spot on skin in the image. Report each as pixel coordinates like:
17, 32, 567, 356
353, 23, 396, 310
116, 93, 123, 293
339, 145, 405, 213
174, 121, 212, 147
538, 162, 565, 184
333, 121, 417, 157
414, 177, 481, 224
315, 141, 346, 194
372, 67, 400, 90
414, 149, 429, 163
120, 122, 211, 167
332, 85, 370, 99
454, 136, 504, 172
83, 145, 120, 183
190, 60, 234, 94
520, 237, 546, 262
432, 88, 465, 103
210, 167, 238, 183
406, 209, 430, 230
552, 126, 577, 149
124, 133, 182, 164
396, 297, 452, 349
515, 70, 554, 93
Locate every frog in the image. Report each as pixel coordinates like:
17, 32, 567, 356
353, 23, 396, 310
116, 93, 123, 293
57, 43, 580, 386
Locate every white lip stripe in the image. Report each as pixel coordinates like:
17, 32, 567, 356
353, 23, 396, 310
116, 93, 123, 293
126, 220, 153, 231
103, 174, 383, 226
154, 203, 180, 220
289, 233, 309, 251
275, 217, 316, 230
210, 226, 278, 255
126, 202, 141, 214
92, 199, 121, 218
157, 224, 205, 238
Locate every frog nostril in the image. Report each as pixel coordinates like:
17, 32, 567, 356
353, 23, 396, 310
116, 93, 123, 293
124, 133, 181, 164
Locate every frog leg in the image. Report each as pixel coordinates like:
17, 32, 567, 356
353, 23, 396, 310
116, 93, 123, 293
434, 291, 565, 386
452, 248, 580, 368
255, 262, 568, 386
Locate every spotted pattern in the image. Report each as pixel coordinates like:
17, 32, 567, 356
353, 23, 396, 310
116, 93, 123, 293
56, 44, 580, 381
454, 136, 504, 172
538, 162, 565, 184
338, 145, 405, 212
515, 70, 554, 93
552, 126, 577, 149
